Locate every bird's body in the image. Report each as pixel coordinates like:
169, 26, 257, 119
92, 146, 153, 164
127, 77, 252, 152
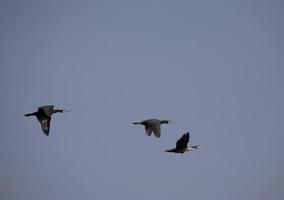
133, 119, 174, 138
25, 105, 67, 136
165, 132, 202, 153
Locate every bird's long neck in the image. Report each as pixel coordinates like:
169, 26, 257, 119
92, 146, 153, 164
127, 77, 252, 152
160, 120, 174, 124
186, 145, 202, 151
185, 147, 194, 152
133, 122, 143, 125
52, 109, 65, 113
191, 145, 202, 149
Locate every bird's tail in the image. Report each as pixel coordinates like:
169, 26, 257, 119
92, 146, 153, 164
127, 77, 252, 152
164, 148, 176, 153
24, 112, 36, 117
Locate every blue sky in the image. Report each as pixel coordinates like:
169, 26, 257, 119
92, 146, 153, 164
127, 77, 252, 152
1, 1, 283, 200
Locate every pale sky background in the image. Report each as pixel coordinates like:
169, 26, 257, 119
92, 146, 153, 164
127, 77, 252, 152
1, 0, 283, 200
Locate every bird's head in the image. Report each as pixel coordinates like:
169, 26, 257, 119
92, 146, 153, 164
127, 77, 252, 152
53, 109, 69, 113
194, 145, 203, 149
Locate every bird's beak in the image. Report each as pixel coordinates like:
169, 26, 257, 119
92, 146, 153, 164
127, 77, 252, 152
63, 110, 69, 112
168, 121, 175, 124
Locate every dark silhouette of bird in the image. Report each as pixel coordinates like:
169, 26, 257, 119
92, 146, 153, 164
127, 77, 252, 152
165, 132, 202, 153
25, 105, 68, 136
133, 119, 174, 138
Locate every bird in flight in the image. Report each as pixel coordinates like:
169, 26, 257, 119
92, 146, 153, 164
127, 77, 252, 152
164, 132, 202, 153
25, 105, 68, 136
133, 119, 174, 138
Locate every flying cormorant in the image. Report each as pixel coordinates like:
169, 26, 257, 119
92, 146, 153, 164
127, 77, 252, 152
165, 132, 202, 153
133, 119, 174, 138
25, 105, 68, 136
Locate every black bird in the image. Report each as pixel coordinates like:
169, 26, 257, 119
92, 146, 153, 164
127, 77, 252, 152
165, 132, 202, 153
133, 119, 174, 138
25, 105, 68, 136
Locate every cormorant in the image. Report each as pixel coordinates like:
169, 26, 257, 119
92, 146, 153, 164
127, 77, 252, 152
25, 105, 68, 136
165, 132, 202, 153
133, 119, 174, 138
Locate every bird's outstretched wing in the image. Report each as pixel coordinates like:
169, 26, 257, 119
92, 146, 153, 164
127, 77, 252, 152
38, 105, 54, 117
152, 123, 161, 138
39, 117, 51, 136
144, 125, 153, 136
176, 132, 190, 150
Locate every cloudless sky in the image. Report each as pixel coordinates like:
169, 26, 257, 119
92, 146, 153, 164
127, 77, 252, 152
1, 0, 283, 200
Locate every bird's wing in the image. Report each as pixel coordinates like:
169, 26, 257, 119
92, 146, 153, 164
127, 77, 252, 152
144, 125, 153, 136
152, 123, 161, 138
38, 105, 54, 117
176, 132, 190, 150
39, 117, 51, 136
